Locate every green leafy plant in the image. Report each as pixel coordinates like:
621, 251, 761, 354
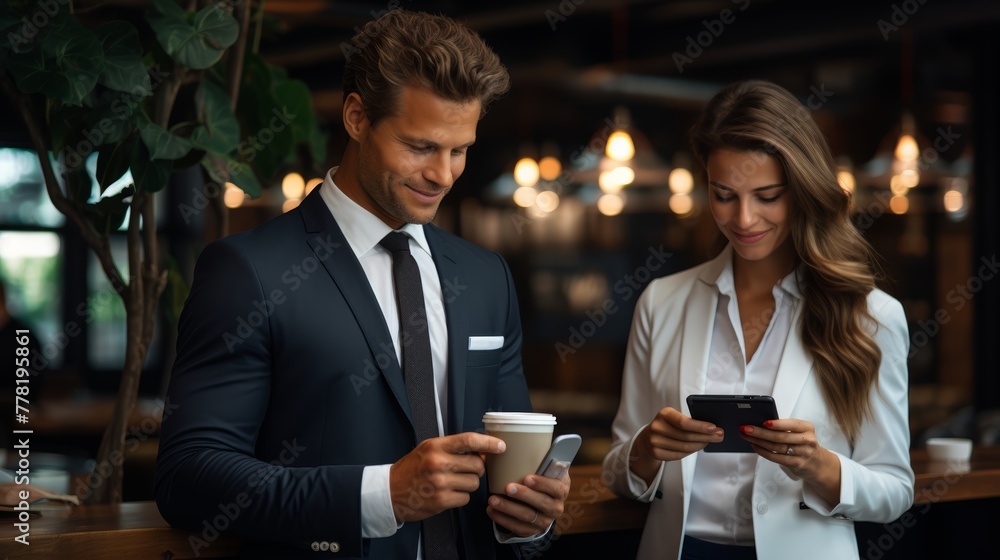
1, 0, 325, 504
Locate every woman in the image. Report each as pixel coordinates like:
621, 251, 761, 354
603, 80, 914, 560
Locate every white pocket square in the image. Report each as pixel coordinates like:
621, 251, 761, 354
468, 336, 503, 350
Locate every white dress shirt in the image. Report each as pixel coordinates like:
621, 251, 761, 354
684, 255, 802, 545
318, 170, 449, 543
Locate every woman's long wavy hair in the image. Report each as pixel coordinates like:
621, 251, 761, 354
691, 80, 881, 444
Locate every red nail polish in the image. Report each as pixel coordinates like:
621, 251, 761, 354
764, 420, 773, 428
741, 425, 752, 434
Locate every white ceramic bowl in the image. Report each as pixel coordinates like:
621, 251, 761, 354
926, 437, 973, 461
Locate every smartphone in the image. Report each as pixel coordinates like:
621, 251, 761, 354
535, 434, 582, 478
686, 395, 778, 453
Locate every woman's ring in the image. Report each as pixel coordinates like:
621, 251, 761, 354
530, 511, 539, 525
786, 445, 794, 455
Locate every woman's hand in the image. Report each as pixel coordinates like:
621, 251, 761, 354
739, 418, 842, 505
630, 407, 724, 484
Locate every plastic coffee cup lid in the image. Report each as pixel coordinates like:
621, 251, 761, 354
482, 412, 557, 425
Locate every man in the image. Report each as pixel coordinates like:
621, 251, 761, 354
154, 10, 569, 559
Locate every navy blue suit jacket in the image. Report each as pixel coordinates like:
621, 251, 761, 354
155, 188, 534, 559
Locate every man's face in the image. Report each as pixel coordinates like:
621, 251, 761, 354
354, 86, 481, 228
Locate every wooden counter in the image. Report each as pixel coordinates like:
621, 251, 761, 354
2, 447, 998, 557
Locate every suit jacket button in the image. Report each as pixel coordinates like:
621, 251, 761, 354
330, 542, 341, 553
319, 541, 330, 551
310, 542, 320, 551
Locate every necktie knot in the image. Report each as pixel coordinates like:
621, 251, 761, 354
380, 231, 411, 255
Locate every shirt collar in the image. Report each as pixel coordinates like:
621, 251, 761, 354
318, 167, 433, 259
708, 243, 803, 301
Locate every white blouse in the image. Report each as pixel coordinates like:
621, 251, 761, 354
684, 256, 802, 545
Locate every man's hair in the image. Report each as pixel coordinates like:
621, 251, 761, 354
342, 10, 510, 126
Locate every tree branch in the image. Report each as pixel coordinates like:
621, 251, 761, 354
227, 0, 251, 110
0, 73, 129, 303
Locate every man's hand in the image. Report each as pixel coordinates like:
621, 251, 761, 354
390, 432, 506, 523
486, 469, 571, 538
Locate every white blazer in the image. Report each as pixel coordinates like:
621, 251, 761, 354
604, 246, 914, 560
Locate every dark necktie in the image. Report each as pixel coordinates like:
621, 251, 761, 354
379, 231, 459, 560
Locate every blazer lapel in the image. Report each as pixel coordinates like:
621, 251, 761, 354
769, 298, 813, 419
678, 248, 728, 499
299, 190, 413, 428
424, 226, 469, 435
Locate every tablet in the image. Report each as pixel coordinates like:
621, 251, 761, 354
686, 395, 778, 453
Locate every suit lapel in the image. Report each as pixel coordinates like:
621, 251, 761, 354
425, 226, 469, 434
299, 190, 413, 428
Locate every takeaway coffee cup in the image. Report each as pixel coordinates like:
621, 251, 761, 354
482, 412, 556, 494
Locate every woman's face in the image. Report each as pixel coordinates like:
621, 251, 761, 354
707, 148, 792, 264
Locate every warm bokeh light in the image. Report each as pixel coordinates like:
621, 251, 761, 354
669, 193, 694, 215
837, 170, 855, 193
305, 177, 323, 195
223, 182, 246, 208
281, 172, 305, 200
894, 134, 919, 162
534, 190, 560, 213
597, 193, 624, 216
668, 167, 694, 194
513, 158, 540, 187
598, 170, 624, 193
606, 130, 635, 162
890, 175, 908, 196
943, 190, 964, 213
899, 168, 919, 189
889, 194, 909, 214
512, 186, 538, 208
599, 165, 635, 193
282, 198, 301, 213
538, 156, 562, 181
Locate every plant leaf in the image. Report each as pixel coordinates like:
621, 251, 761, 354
193, 3, 239, 50
130, 140, 172, 193
139, 122, 192, 160
87, 89, 140, 146
84, 185, 134, 233
96, 140, 133, 193
194, 80, 239, 155
94, 22, 150, 94
62, 162, 94, 203
201, 155, 261, 198
40, 15, 104, 105
236, 83, 294, 180
272, 79, 311, 142
149, 0, 238, 70
48, 103, 88, 155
